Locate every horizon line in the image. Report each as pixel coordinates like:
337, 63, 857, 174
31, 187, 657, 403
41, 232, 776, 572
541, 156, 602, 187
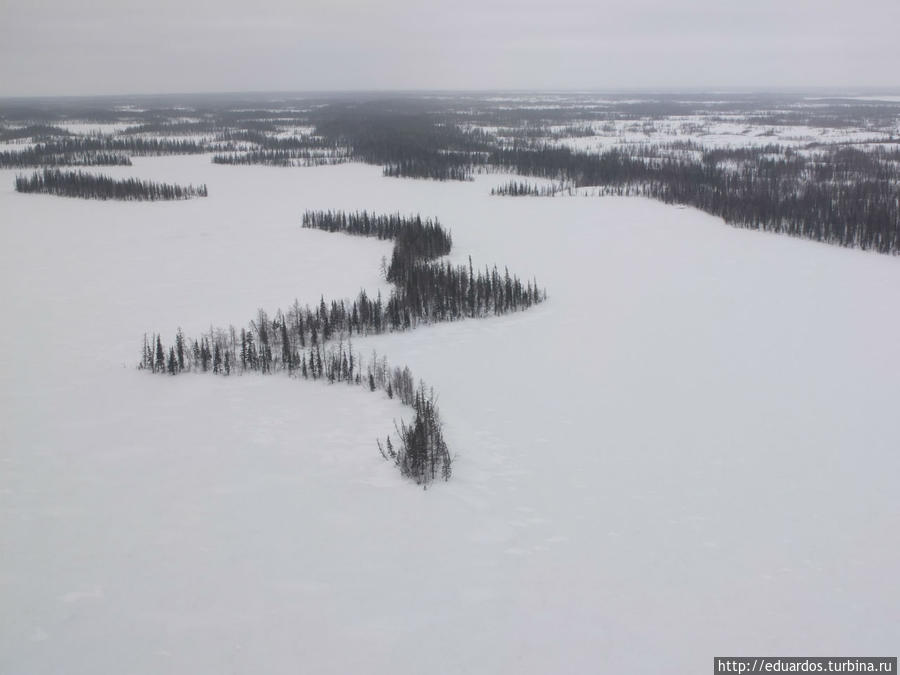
3, 85, 900, 103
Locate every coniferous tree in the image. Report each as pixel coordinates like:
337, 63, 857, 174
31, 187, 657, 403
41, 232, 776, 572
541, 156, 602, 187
155, 336, 165, 374
175, 329, 185, 372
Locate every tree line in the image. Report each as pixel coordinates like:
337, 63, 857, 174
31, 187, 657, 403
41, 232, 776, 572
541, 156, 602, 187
214, 129, 344, 151
211, 149, 350, 167
490, 144, 900, 254
27, 136, 206, 155
383, 160, 473, 181
0, 124, 72, 142
16, 169, 208, 201
0, 137, 206, 168
0, 149, 132, 168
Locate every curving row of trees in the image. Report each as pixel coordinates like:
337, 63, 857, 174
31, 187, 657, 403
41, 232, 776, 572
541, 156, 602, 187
142, 325, 451, 485
145, 210, 546, 484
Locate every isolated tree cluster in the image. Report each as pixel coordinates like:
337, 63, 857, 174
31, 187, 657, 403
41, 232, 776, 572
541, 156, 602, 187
215, 129, 344, 151
383, 160, 473, 181
16, 169, 207, 201
379, 385, 451, 484
491, 180, 562, 196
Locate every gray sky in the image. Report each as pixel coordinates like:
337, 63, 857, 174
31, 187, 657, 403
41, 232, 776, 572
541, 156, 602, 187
1, 0, 898, 97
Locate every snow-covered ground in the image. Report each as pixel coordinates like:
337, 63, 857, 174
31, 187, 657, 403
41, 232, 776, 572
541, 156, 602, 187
550, 118, 895, 152
466, 114, 899, 154
1, 158, 898, 674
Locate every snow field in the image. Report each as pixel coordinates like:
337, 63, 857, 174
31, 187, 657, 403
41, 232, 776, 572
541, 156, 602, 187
1, 157, 898, 673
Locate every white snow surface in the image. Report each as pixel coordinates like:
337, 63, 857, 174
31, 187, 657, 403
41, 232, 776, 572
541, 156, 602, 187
1, 158, 899, 674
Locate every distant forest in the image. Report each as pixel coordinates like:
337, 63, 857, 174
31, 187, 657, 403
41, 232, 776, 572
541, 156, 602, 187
16, 169, 208, 201
304, 103, 900, 254
489, 145, 900, 253
3, 95, 898, 252
145, 211, 547, 485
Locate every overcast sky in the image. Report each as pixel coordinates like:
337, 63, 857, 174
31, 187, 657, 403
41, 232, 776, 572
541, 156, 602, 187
1, 0, 898, 97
